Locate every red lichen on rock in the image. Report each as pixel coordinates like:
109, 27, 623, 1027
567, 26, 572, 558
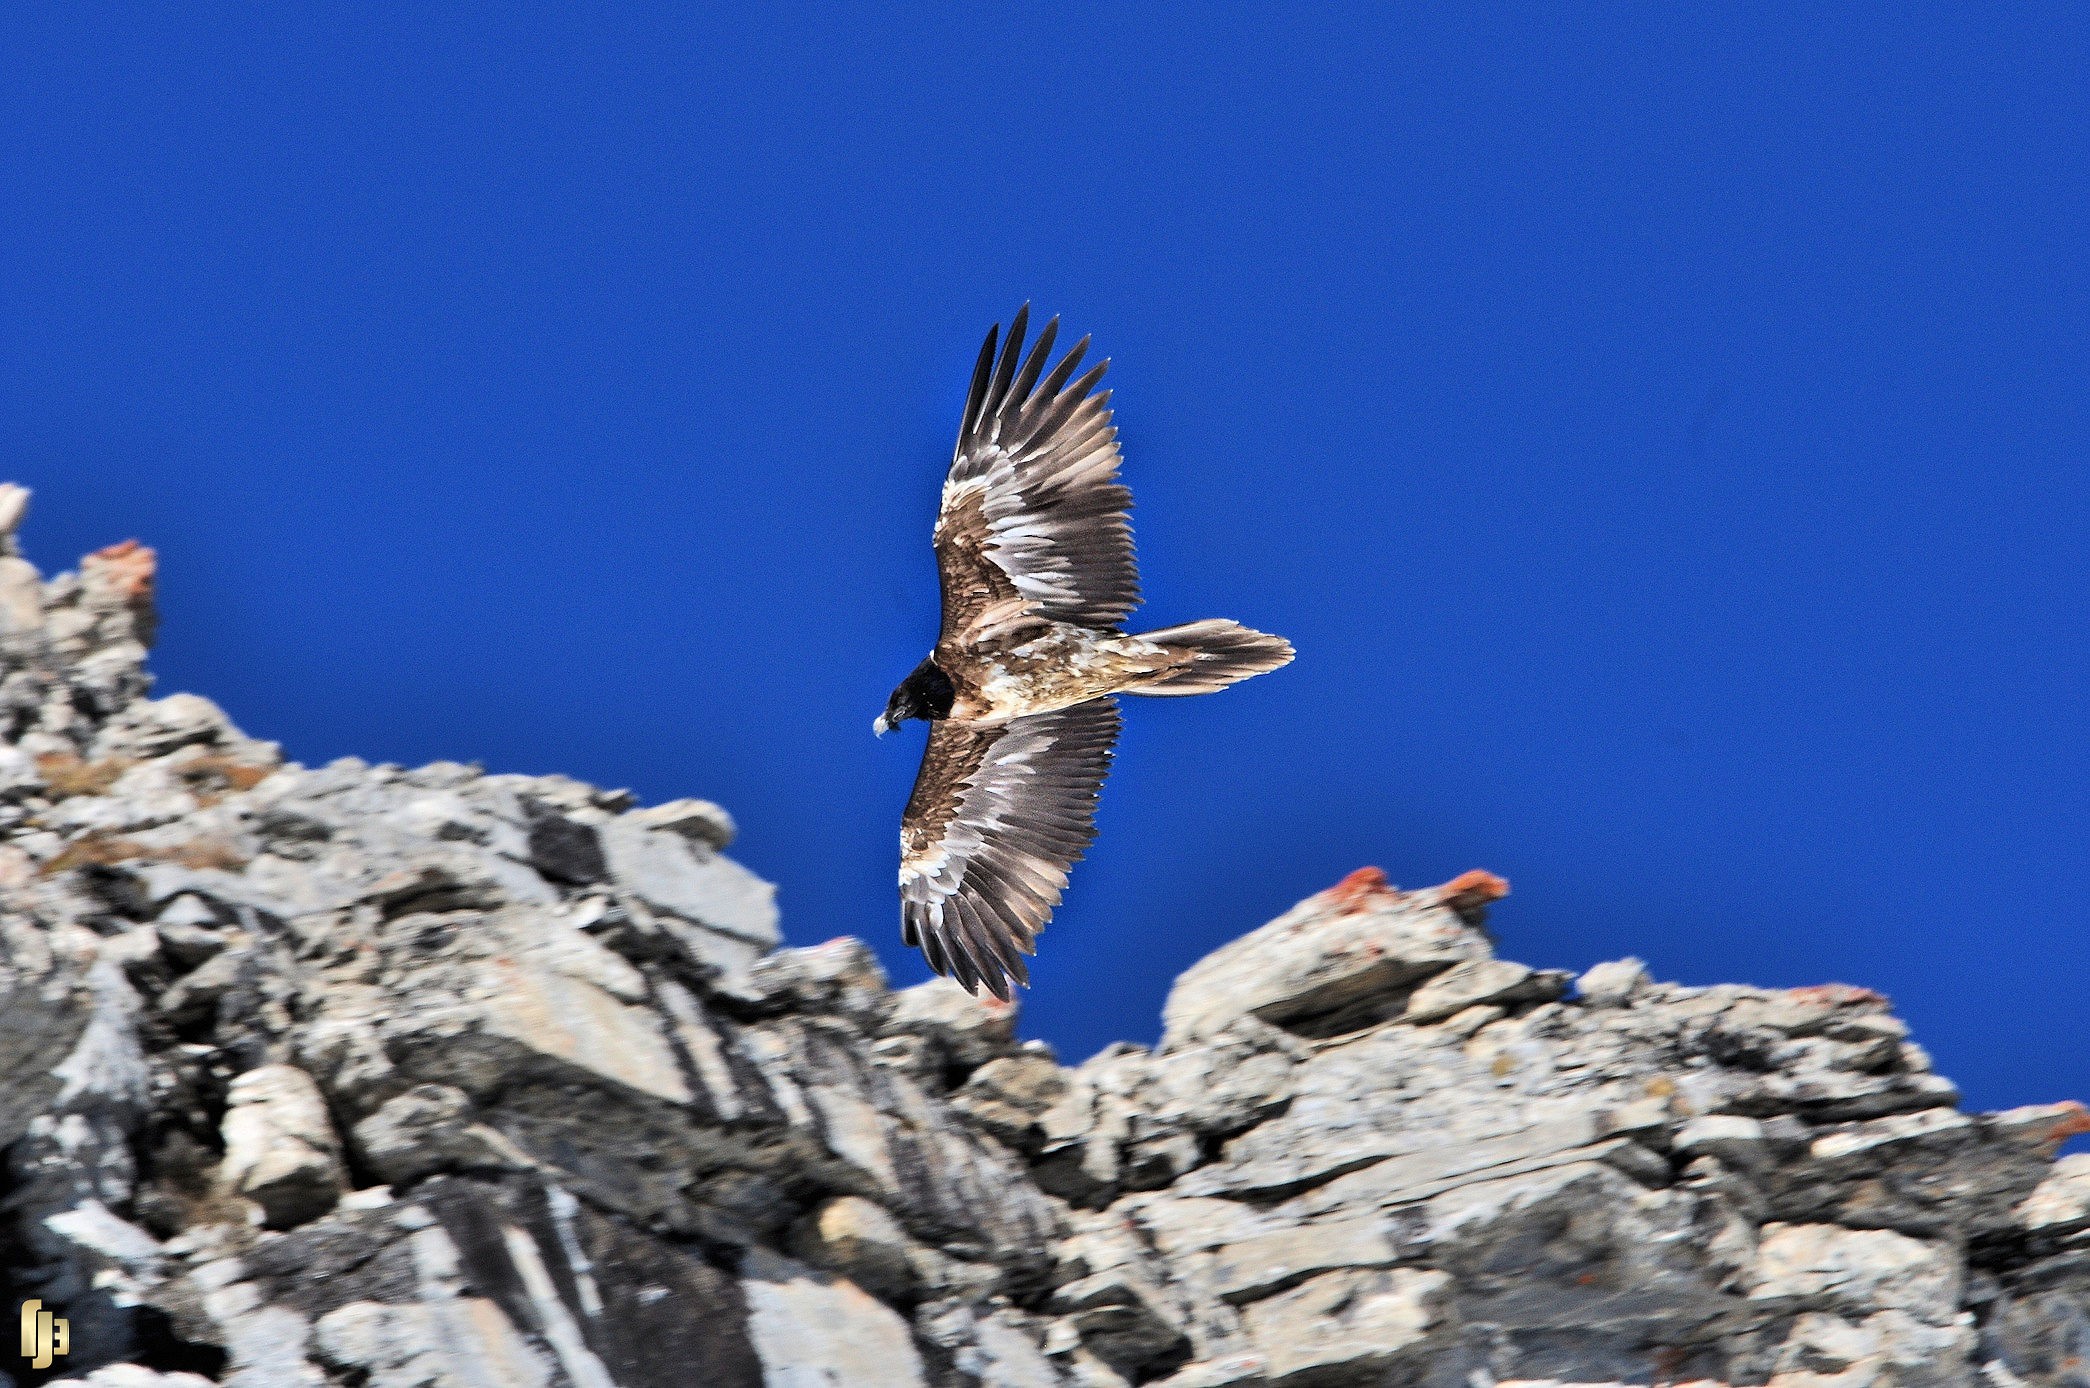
87, 538, 157, 602
1431, 869, 1509, 929
1435, 869, 1509, 905
1324, 866, 1394, 912
81, 538, 160, 646
2042, 1101, 2090, 1148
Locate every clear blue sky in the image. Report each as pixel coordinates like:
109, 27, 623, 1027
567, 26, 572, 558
5, 8, 2085, 1118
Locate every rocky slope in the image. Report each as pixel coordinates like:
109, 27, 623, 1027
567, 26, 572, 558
2, 484, 2087, 1388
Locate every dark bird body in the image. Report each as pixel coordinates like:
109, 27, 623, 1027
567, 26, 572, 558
879, 309, 1293, 999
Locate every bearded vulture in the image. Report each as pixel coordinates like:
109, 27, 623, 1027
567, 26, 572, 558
877, 308, 1294, 1000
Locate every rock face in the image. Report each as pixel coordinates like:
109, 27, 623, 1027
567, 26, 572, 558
2, 485, 2087, 1388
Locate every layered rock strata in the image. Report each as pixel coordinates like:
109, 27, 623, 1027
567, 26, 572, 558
3, 487, 2086, 1388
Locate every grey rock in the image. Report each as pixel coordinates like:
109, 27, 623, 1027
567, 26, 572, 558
3, 493, 2088, 1387
597, 817, 778, 955
1, 919, 101, 1150
351, 1083, 536, 1185
0, 739, 42, 794
1748, 1221, 1962, 1322
729, 936, 894, 1029
155, 949, 246, 1028
952, 1053, 1072, 1153
787, 1194, 921, 1303
152, 917, 226, 969
1210, 1214, 1402, 1304
0, 480, 31, 539
1576, 956, 1650, 1008
1674, 1114, 1772, 1169
522, 808, 607, 885
622, 796, 738, 849
920, 1300, 1064, 1386
1051, 1257, 1192, 1377
1162, 867, 1488, 1047
741, 1248, 927, 1385
1403, 958, 1569, 1024
1240, 1266, 1457, 1385
219, 1064, 345, 1229
888, 976, 1021, 1073
2017, 1153, 2090, 1236
314, 1298, 552, 1388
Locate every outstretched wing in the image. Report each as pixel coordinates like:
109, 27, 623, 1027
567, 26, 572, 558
899, 698, 1120, 1000
934, 307, 1138, 644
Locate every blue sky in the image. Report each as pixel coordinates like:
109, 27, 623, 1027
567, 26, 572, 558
4, 8, 2085, 1118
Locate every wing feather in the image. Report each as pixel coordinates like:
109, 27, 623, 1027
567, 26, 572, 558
898, 699, 1120, 1000
934, 310, 1138, 638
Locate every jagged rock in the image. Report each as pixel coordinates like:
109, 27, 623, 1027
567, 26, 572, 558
888, 976, 1022, 1074
1240, 1266, 1458, 1384
1209, 1214, 1403, 1304
351, 1083, 536, 1185
788, 1194, 922, 1302
727, 936, 895, 1029
1576, 956, 1649, 1008
1, 919, 103, 1148
219, 1065, 345, 1230
1161, 866, 1491, 1047
153, 909, 227, 968
920, 1299, 1065, 1386
314, 1298, 553, 1388
2017, 1153, 2090, 1236
5, 487, 2090, 1387
952, 1052, 1072, 1153
742, 1248, 929, 1383
1749, 1222, 1962, 1321
1050, 1251, 1193, 1378
621, 796, 737, 849
595, 817, 778, 969
1403, 958, 1570, 1025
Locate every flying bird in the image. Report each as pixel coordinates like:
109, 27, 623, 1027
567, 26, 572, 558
877, 307, 1294, 1000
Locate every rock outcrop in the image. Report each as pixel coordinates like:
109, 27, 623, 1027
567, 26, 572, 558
2, 485, 2086, 1387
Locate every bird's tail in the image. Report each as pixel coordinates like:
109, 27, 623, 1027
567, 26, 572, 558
1127, 619, 1295, 696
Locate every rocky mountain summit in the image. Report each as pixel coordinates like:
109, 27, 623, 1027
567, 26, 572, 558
2, 485, 2087, 1388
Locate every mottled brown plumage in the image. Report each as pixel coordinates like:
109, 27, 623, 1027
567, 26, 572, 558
880, 308, 1294, 999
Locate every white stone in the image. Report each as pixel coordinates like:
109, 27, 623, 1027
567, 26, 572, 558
1674, 1115, 1771, 1169
622, 796, 737, 848
1241, 1266, 1455, 1383
741, 1248, 927, 1386
219, 1064, 345, 1229
1749, 1223, 1960, 1323
1577, 957, 1650, 1007
2016, 1152, 2090, 1234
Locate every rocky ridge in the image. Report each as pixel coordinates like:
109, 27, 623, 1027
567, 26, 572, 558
2, 484, 2087, 1388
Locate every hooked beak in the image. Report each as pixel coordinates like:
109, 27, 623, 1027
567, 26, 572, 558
873, 714, 892, 737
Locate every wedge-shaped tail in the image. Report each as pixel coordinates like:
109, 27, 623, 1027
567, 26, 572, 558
1130, 618, 1295, 696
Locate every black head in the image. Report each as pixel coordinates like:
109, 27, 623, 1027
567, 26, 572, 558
875, 657, 954, 736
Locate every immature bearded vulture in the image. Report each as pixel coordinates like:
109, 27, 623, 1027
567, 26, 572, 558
876, 308, 1293, 999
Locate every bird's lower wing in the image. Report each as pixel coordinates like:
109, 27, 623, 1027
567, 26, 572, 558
899, 699, 1121, 1000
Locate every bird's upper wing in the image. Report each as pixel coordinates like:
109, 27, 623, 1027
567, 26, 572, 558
899, 697, 1120, 1000
934, 307, 1138, 644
